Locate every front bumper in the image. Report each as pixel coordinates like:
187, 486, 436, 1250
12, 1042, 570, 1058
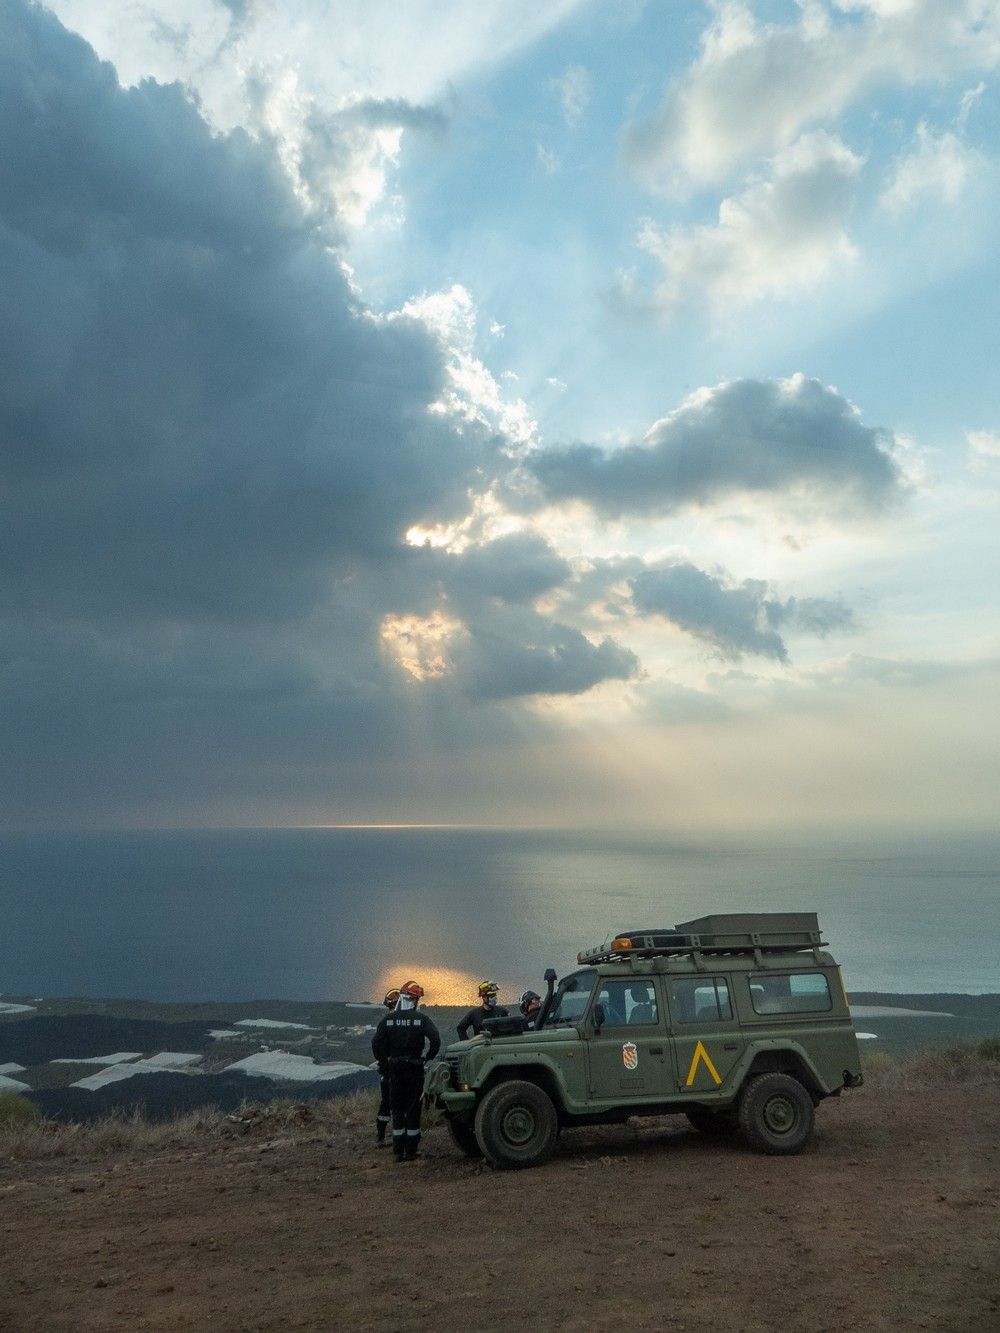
425, 1060, 476, 1111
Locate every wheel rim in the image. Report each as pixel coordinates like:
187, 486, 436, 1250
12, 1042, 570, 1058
762, 1093, 798, 1135
500, 1104, 536, 1146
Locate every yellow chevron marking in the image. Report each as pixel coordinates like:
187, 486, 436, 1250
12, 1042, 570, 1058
685, 1039, 722, 1087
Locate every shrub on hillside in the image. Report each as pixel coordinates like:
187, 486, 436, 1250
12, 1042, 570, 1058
861, 1039, 1000, 1088
896, 1039, 1000, 1086
0, 1091, 40, 1127
859, 1049, 900, 1085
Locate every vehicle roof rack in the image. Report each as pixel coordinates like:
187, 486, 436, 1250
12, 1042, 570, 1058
577, 912, 823, 965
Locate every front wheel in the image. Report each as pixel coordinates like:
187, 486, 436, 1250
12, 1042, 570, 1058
738, 1072, 815, 1155
474, 1079, 558, 1170
446, 1113, 483, 1158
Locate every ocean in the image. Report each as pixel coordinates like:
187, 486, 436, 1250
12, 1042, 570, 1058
2, 828, 998, 1003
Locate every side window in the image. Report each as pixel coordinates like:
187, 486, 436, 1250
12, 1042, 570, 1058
668, 977, 733, 1024
595, 979, 658, 1026
749, 972, 832, 1015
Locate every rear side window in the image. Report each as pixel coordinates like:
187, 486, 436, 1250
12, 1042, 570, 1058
749, 972, 832, 1015
668, 977, 732, 1024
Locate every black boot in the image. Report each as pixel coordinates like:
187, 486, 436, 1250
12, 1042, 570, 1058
404, 1133, 421, 1161
376, 1118, 388, 1145
392, 1133, 405, 1162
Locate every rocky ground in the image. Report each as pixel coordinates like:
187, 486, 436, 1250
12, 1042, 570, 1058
1, 1082, 998, 1332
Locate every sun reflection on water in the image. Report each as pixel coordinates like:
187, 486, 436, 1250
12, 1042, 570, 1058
373, 964, 504, 1006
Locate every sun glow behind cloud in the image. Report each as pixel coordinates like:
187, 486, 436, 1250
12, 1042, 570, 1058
379, 610, 467, 681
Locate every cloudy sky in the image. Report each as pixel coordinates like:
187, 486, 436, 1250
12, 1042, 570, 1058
3, 0, 999, 830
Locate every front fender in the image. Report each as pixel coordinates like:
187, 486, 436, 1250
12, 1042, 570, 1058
473, 1050, 583, 1113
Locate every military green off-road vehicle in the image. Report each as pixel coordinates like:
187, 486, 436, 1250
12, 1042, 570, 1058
427, 912, 863, 1170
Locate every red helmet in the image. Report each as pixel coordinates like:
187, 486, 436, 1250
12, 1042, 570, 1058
400, 980, 425, 1000
383, 987, 401, 1009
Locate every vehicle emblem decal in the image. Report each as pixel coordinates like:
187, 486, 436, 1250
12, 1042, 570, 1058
622, 1041, 638, 1071
684, 1039, 722, 1087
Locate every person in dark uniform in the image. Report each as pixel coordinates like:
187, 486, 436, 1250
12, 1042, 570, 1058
370, 980, 440, 1163
519, 989, 542, 1029
374, 987, 400, 1144
457, 980, 508, 1039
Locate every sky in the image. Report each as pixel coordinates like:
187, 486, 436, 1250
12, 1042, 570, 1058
2, 0, 999, 831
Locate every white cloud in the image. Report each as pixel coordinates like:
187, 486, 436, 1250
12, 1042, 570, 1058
44, 0, 587, 225
638, 131, 864, 314
967, 429, 1000, 465
550, 63, 591, 127
536, 142, 560, 174
45, 0, 587, 109
957, 80, 987, 128
881, 123, 982, 212
627, 0, 1000, 188
395, 285, 537, 448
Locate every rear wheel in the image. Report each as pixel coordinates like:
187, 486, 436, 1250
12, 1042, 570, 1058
474, 1079, 558, 1170
685, 1108, 738, 1136
738, 1072, 814, 1155
446, 1113, 482, 1158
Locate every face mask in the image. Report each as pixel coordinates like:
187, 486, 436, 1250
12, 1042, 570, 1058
483, 994, 496, 1008
397, 995, 416, 1011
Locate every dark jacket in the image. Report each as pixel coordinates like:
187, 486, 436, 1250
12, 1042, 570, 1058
457, 1004, 509, 1040
371, 1010, 441, 1064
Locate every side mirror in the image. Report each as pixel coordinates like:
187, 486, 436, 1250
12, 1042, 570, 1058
592, 1003, 605, 1031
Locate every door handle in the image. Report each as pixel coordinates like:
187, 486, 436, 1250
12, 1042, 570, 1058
650, 1047, 664, 1055
724, 1043, 737, 1051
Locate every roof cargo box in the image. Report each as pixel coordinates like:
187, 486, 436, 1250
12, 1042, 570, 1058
674, 912, 820, 949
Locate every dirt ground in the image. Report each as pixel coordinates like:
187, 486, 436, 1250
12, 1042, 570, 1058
2, 1085, 998, 1333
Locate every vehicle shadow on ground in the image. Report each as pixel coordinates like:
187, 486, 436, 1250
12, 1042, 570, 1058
419, 1115, 837, 1177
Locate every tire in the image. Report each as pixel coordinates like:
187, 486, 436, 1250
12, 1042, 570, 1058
685, 1108, 738, 1136
738, 1072, 815, 1155
447, 1113, 483, 1158
474, 1079, 558, 1170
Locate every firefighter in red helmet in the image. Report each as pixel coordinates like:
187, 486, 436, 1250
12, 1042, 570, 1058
371, 980, 440, 1162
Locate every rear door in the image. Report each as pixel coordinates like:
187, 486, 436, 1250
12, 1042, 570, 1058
585, 977, 675, 1102
665, 974, 745, 1098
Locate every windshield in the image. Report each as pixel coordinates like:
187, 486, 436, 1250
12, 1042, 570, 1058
544, 969, 597, 1025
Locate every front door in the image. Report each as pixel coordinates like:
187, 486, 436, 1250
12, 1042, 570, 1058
585, 977, 674, 1104
665, 974, 745, 1098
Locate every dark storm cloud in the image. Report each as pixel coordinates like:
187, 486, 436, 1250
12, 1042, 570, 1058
528, 375, 904, 519
449, 608, 638, 701
439, 532, 571, 605
386, 534, 635, 699
0, 2, 472, 623
630, 563, 855, 662
0, 2, 636, 821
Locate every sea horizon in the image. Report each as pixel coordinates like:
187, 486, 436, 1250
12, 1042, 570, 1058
4, 826, 998, 1004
